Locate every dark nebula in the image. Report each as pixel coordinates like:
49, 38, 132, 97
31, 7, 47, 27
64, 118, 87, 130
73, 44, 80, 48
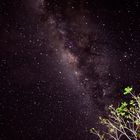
0, 0, 140, 140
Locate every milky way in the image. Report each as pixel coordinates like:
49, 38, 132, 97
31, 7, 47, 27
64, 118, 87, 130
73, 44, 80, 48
39, 1, 117, 109
0, 0, 140, 140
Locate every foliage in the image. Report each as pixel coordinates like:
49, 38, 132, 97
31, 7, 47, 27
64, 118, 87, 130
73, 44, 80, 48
90, 86, 140, 140
124, 86, 133, 95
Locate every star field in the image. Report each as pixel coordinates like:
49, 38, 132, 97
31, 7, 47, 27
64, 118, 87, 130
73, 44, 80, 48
0, 0, 140, 140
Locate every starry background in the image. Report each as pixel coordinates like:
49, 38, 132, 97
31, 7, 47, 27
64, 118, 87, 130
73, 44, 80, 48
0, 0, 140, 140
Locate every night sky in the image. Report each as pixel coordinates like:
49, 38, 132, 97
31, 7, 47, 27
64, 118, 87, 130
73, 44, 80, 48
0, 0, 140, 140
